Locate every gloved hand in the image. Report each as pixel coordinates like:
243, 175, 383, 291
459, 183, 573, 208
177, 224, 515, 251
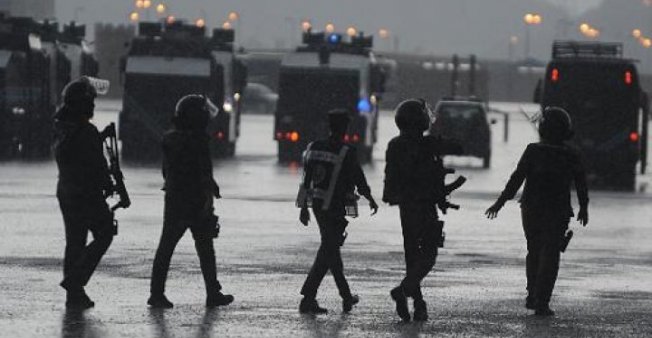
485, 199, 505, 219
300, 206, 310, 226
577, 207, 588, 226
368, 197, 379, 216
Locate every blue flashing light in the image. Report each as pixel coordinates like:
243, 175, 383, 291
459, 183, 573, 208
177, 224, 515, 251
357, 98, 372, 113
328, 33, 341, 44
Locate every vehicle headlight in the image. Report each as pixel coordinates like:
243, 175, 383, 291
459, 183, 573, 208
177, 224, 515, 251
12, 107, 25, 115
223, 101, 233, 113
233, 93, 241, 102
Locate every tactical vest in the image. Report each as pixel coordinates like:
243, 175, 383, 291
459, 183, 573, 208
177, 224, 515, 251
296, 142, 358, 216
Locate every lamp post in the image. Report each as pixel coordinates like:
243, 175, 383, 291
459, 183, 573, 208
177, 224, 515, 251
227, 11, 241, 46
378, 28, 390, 51
301, 20, 312, 32
346, 26, 357, 37
523, 13, 542, 61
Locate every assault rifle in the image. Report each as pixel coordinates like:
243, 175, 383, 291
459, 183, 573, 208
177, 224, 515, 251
101, 123, 131, 212
433, 167, 466, 248
437, 168, 466, 214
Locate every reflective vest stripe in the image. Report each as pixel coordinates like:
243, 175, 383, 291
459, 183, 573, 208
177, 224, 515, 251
305, 150, 340, 163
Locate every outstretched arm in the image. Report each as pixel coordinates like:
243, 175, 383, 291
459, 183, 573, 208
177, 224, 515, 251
485, 146, 530, 219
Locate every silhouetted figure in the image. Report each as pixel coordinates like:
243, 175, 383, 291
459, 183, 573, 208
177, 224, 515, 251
297, 109, 379, 314
383, 98, 463, 322
486, 106, 589, 316
54, 77, 114, 309
148, 95, 233, 308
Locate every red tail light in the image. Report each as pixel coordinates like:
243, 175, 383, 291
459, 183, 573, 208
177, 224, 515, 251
625, 71, 633, 85
275, 132, 283, 140
343, 134, 350, 143
551, 68, 559, 82
629, 131, 639, 143
214, 131, 225, 140
352, 134, 360, 143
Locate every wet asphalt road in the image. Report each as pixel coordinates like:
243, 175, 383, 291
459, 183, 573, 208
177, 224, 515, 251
0, 100, 651, 337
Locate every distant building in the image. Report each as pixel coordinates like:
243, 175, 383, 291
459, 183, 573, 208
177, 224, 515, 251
94, 23, 136, 97
0, 0, 55, 19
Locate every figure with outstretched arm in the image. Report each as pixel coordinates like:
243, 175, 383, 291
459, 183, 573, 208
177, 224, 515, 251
486, 107, 589, 317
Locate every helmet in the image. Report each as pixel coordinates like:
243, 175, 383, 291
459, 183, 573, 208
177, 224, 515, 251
394, 98, 433, 132
174, 94, 218, 130
62, 77, 97, 106
538, 106, 573, 142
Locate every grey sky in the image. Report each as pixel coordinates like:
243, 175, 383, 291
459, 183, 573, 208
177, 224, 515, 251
56, 0, 639, 61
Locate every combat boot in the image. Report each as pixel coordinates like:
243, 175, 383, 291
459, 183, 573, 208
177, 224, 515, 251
413, 299, 428, 321
299, 297, 328, 314
534, 305, 555, 316
147, 294, 174, 308
390, 287, 411, 322
342, 294, 359, 313
65, 290, 94, 309
206, 292, 234, 307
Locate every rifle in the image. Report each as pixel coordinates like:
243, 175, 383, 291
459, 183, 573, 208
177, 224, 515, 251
437, 168, 466, 215
101, 123, 131, 212
433, 167, 466, 248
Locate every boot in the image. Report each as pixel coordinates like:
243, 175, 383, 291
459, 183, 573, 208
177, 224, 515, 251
342, 294, 359, 313
65, 289, 94, 309
390, 287, 411, 322
534, 305, 555, 316
413, 299, 428, 321
147, 294, 174, 308
206, 292, 234, 307
299, 297, 328, 314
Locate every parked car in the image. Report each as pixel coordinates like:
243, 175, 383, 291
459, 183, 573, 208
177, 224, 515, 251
241, 83, 277, 115
429, 97, 494, 168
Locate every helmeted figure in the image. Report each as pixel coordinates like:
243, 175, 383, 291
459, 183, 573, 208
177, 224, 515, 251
383, 98, 463, 322
297, 109, 379, 314
486, 106, 589, 316
54, 77, 114, 309
148, 94, 233, 308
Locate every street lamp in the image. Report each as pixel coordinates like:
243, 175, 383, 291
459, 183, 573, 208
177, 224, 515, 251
143, 0, 152, 9
378, 28, 389, 39
301, 20, 312, 32
156, 3, 166, 15
643, 38, 652, 48
228, 11, 239, 22
633, 29, 642, 38
166, 15, 175, 24
346, 26, 357, 37
579, 23, 590, 34
523, 12, 543, 60
135, 0, 144, 9
129, 11, 140, 22
222, 21, 232, 30
579, 23, 600, 39
195, 18, 206, 28
325, 22, 335, 33
508, 35, 519, 61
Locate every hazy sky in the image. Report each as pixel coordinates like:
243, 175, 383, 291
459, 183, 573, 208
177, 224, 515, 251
54, 0, 627, 61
